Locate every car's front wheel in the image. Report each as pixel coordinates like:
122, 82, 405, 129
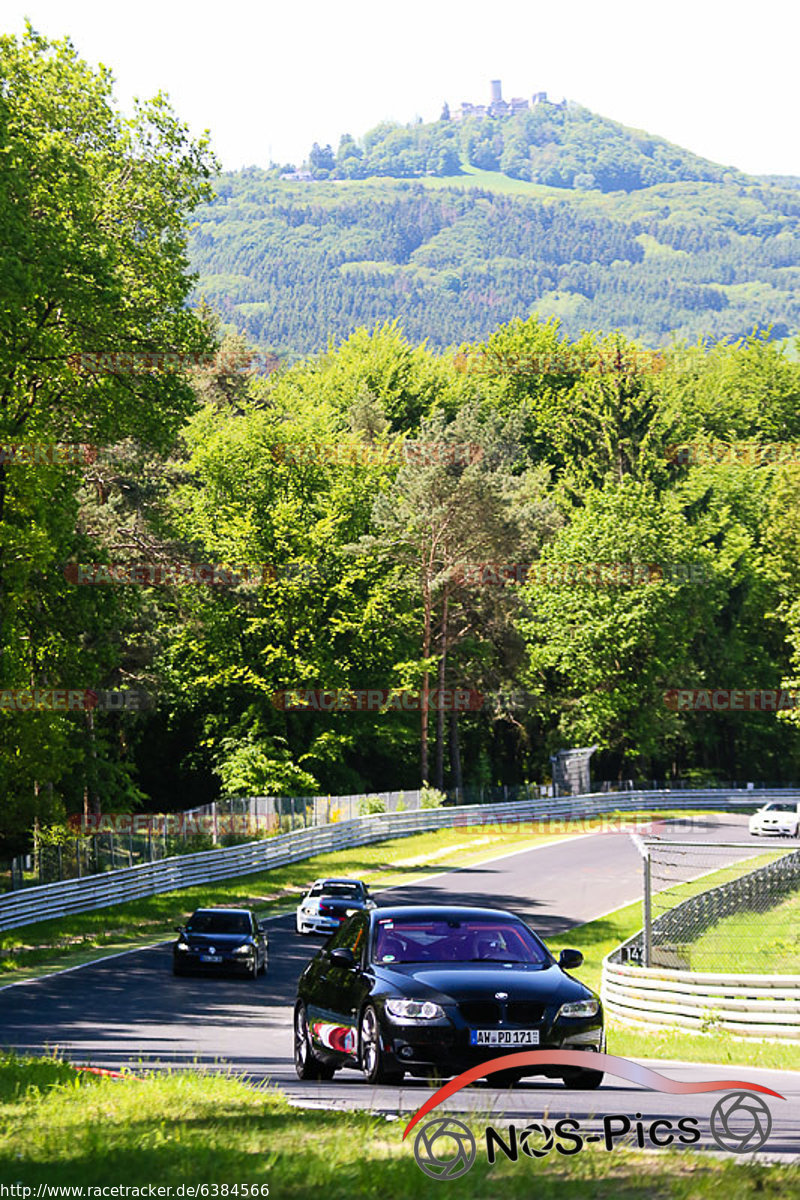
489, 1067, 524, 1089
561, 1038, 605, 1090
294, 1003, 336, 1081
359, 1005, 404, 1085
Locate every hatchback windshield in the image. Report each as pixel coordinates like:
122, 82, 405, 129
187, 911, 251, 934
372, 917, 548, 964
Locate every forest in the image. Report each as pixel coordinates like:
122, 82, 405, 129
189, 170, 800, 354
4, 28, 800, 854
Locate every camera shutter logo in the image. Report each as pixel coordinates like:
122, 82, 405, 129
413, 1116, 476, 1180
519, 1121, 554, 1158
710, 1092, 772, 1153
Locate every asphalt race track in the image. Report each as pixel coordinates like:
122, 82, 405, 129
2, 815, 799, 1159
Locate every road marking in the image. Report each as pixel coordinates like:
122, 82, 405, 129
0, 941, 170, 990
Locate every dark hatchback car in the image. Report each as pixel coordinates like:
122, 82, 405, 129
173, 907, 268, 978
294, 904, 604, 1088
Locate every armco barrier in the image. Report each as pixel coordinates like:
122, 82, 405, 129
602, 960, 800, 1039
0, 787, 793, 933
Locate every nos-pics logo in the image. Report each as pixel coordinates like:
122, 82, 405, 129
405, 1051, 782, 1180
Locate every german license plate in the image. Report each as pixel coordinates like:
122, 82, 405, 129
201, 954, 222, 963
470, 1029, 540, 1046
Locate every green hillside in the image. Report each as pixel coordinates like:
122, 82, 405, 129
188, 166, 800, 356
297, 101, 744, 192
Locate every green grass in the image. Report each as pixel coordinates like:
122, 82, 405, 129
687, 889, 800, 974
0, 1053, 796, 1194
417, 165, 565, 198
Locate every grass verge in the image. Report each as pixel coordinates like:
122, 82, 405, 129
0, 1053, 796, 1194
686, 889, 800, 974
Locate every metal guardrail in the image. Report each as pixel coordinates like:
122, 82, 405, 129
602, 961, 800, 1040
0, 786, 793, 933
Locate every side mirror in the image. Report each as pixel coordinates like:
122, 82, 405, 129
330, 947, 357, 968
559, 948, 584, 970
258, 921, 268, 932
175, 925, 186, 933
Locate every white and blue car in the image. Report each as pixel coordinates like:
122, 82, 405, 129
296, 877, 375, 935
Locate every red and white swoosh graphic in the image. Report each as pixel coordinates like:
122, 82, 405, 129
402, 1050, 785, 1139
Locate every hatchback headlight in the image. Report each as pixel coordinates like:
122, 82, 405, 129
232, 944, 253, 956
384, 999, 445, 1021
557, 998, 600, 1019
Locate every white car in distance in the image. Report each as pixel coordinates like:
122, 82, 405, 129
295, 877, 375, 935
749, 801, 800, 838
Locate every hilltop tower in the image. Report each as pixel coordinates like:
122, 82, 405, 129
490, 79, 502, 103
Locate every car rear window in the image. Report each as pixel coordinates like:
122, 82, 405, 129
373, 917, 548, 964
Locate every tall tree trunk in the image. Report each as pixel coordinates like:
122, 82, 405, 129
450, 707, 463, 797
435, 585, 449, 789
420, 560, 432, 784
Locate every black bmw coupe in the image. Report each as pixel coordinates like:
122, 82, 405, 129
294, 904, 605, 1088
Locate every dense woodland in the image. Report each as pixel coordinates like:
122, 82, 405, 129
190, 171, 800, 353
4, 29, 800, 853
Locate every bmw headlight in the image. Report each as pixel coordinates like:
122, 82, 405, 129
384, 999, 445, 1021
556, 998, 600, 1019
232, 944, 253, 956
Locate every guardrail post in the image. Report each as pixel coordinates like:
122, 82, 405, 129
643, 849, 652, 968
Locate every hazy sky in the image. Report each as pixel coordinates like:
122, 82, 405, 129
5, 1, 799, 176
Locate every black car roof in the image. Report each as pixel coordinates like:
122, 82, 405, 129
191, 907, 253, 915
371, 905, 518, 921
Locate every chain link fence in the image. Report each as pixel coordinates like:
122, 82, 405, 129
641, 839, 800, 972
2, 790, 427, 891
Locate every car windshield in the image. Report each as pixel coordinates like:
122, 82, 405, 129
372, 917, 548, 964
310, 883, 362, 900
763, 804, 796, 812
187, 911, 251, 934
